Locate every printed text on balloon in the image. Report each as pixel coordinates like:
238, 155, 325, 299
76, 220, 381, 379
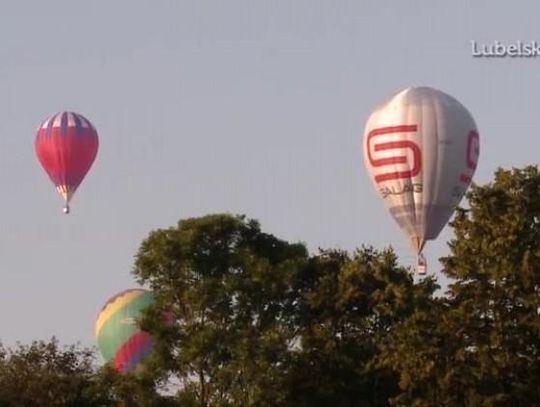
459, 130, 480, 184
366, 125, 421, 183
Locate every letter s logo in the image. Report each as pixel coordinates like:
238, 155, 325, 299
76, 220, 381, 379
366, 125, 421, 184
459, 130, 479, 184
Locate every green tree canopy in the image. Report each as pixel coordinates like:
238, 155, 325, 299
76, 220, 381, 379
0, 338, 173, 406
0, 338, 102, 406
380, 166, 540, 406
132, 214, 437, 406
286, 248, 437, 406
133, 214, 309, 406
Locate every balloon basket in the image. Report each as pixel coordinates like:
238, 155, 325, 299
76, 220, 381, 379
417, 254, 427, 275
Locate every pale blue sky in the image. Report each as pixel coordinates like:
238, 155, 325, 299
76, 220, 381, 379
1, 1, 539, 349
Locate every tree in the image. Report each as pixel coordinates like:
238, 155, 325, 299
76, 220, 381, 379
91, 365, 177, 407
0, 338, 105, 406
133, 214, 308, 406
285, 248, 437, 406
0, 338, 174, 406
380, 166, 540, 406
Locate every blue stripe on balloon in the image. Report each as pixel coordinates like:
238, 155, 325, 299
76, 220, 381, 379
72, 113, 83, 137
60, 112, 68, 138
125, 339, 153, 373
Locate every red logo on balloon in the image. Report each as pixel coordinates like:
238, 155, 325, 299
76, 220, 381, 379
459, 130, 479, 183
366, 125, 421, 183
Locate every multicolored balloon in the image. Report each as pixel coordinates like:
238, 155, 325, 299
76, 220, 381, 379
35, 111, 99, 214
363, 87, 480, 273
95, 289, 155, 374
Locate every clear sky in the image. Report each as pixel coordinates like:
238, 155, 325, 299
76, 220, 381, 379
1, 1, 539, 350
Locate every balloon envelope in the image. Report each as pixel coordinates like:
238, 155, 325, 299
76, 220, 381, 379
35, 111, 99, 211
363, 87, 479, 253
95, 289, 154, 374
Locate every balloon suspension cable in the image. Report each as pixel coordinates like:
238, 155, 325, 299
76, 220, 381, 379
417, 253, 427, 275
63, 204, 70, 215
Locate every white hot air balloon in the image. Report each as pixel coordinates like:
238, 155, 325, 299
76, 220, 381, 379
363, 87, 480, 274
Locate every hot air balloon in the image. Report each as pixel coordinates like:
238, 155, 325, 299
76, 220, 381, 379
95, 289, 155, 374
35, 111, 99, 214
363, 87, 480, 274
